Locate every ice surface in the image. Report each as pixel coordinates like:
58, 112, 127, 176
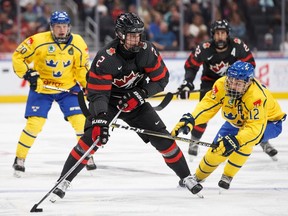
1, 99, 287, 216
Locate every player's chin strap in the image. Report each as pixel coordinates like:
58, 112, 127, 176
30, 109, 121, 213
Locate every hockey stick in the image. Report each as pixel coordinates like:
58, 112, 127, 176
111, 123, 215, 148
30, 110, 122, 212
76, 88, 173, 113
152, 92, 173, 111
43, 85, 80, 95
151, 89, 202, 98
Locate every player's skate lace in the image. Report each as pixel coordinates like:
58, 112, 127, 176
218, 174, 233, 190
260, 141, 278, 157
86, 155, 97, 170
50, 180, 71, 203
183, 175, 203, 195
13, 157, 25, 178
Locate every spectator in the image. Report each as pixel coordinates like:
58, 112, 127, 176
263, 33, 277, 51
149, 11, 163, 41
229, 12, 246, 40
82, 0, 97, 19
152, 21, 178, 51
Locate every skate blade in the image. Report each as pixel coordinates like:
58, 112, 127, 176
13, 170, 24, 178
219, 188, 228, 195
196, 193, 204, 198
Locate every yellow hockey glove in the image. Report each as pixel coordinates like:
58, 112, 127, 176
212, 135, 240, 157
171, 113, 194, 136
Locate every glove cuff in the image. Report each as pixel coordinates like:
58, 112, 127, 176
180, 113, 195, 126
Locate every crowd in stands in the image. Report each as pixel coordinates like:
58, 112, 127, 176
0, 0, 287, 52
0, 0, 51, 52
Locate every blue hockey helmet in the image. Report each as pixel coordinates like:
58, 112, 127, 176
115, 13, 145, 52
50, 11, 71, 25
225, 61, 254, 99
50, 11, 71, 43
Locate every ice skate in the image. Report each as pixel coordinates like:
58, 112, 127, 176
12, 157, 25, 178
182, 175, 203, 198
86, 155, 97, 170
50, 180, 71, 203
218, 174, 233, 194
260, 141, 278, 161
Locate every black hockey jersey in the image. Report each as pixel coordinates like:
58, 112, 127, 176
184, 37, 256, 83
87, 39, 169, 115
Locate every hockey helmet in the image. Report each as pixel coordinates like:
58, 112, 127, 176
225, 61, 254, 99
210, 19, 230, 49
115, 13, 144, 52
50, 11, 71, 43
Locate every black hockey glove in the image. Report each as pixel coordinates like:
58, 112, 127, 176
23, 69, 43, 93
91, 113, 109, 145
117, 88, 147, 112
177, 80, 194, 99
171, 113, 195, 136
212, 135, 240, 157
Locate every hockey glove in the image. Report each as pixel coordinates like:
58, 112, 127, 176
177, 80, 194, 99
171, 113, 195, 136
91, 113, 109, 145
117, 88, 147, 112
23, 69, 43, 93
212, 135, 240, 157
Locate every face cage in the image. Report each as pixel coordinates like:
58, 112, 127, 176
117, 30, 144, 53
225, 77, 250, 100
50, 25, 71, 44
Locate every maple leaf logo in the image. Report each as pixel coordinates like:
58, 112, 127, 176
202, 42, 211, 49
113, 71, 144, 88
106, 48, 116, 56
210, 61, 229, 75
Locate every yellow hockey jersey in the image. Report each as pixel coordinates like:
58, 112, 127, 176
12, 31, 89, 94
192, 76, 286, 147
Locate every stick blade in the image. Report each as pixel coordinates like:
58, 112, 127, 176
30, 204, 43, 213
153, 92, 173, 111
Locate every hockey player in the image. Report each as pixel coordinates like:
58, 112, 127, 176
49, 12, 203, 202
177, 20, 277, 160
12, 11, 96, 177
172, 61, 286, 191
